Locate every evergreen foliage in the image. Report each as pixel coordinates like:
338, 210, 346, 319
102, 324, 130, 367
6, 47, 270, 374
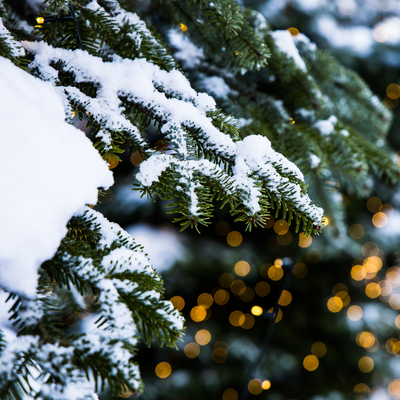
0, 0, 399, 399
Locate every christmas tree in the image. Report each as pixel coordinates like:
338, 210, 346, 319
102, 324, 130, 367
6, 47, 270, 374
0, 0, 399, 399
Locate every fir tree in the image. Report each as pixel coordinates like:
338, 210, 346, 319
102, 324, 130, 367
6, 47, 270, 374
0, 1, 399, 400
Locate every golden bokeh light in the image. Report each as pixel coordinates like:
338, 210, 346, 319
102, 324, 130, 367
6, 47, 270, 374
278, 290, 292, 306
255, 281, 270, 297
170, 296, 185, 311
322, 217, 329, 227
389, 294, 400, 310
395, 315, 400, 329
36, 16, 45, 24
361, 241, 379, 257
180, 23, 188, 32
292, 263, 308, 278
357, 332, 375, 348
227, 231, 243, 247
349, 223, 364, 239
155, 362, 172, 378
299, 232, 312, 248
229, 310, 245, 327
333, 283, 348, 295
275, 259, 283, 267
234, 260, 251, 277
307, 249, 322, 264
274, 220, 289, 235
303, 355, 319, 371
262, 380, 271, 390
184, 342, 200, 358
268, 307, 283, 323
311, 342, 327, 358
222, 388, 238, 400
241, 313, 255, 329
358, 356, 374, 373
260, 263, 272, 278
382, 203, 395, 217
248, 379, 263, 395
251, 305, 263, 316
130, 152, 143, 166
387, 267, 400, 287
388, 379, 400, 400
387, 84, 400, 99
190, 306, 207, 322
230, 280, 246, 295
347, 305, 363, 321
195, 329, 211, 345
216, 221, 231, 236
367, 197, 382, 213
219, 272, 234, 288
386, 338, 400, 354
213, 341, 228, 363
214, 289, 230, 305
239, 287, 255, 302
351, 265, 367, 281
336, 292, 350, 307
365, 282, 381, 298
354, 383, 370, 394
327, 296, 343, 312
277, 232, 292, 246
197, 293, 213, 308
107, 156, 119, 169
287, 27, 300, 36
372, 212, 388, 228
268, 265, 284, 281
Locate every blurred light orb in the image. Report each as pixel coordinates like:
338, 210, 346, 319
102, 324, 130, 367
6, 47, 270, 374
311, 342, 327, 358
229, 310, 245, 327
338, 0, 356, 14
389, 294, 400, 310
155, 362, 172, 378
268, 265, 284, 281
327, 296, 343, 312
262, 380, 271, 390
274, 220, 289, 235
219, 272, 234, 288
241, 313, 255, 329
388, 379, 400, 400
239, 287, 255, 302
358, 356, 374, 373
251, 306, 263, 316
190, 306, 207, 322
347, 305, 363, 321
170, 296, 185, 311
184, 342, 200, 358
365, 282, 381, 298
222, 388, 238, 400
227, 231, 242, 247
214, 289, 230, 305
278, 290, 292, 306
230, 280, 246, 295
292, 263, 308, 278
303, 355, 319, 371
387, 83, 400, 99
354, 383, 370, 394
299, 232, 312, 248
372, 212, 388, 228
287, 27, 300, 36
357, 332, 375, 348
255, 281, 271, 297
234, 260, 251, 276
197, 293, 213, 308
366, 197, 382, 213
195, 329, 211, 345
248, 379, 263, 395
395, 315, 400, 329
374, 26, 388, 42
349, 223, 364, 239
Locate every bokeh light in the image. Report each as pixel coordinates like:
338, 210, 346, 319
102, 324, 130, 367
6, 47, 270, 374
365, 282, 381, 298
241, 313, 255, 329
395, 315, 400, 329
387, 83, 400, 99
389, 294, 400, 310
197, 293, 213, 308
155, 362, 171, 378
372, 212, 388, 228
374, 26, 388, 42
227, 231, 242, 247
277, 231, 292, 246
130, 152, 143, 166
268, 265, 284, 281
184, 343, 200, 358
338, 0, 356, 14
107, 156, 119, 169
387, 267, 400, 287
292, 263, 308, 278
239, 287, 255, 302
230, 280, 246, 295
274, 220, 289, 235
262, 380, 271, 390
234, 261, 251, 277
214, 289, 230, 305
251, 306, 263, 316
222, 388, 238, 400
190, 306, 207, 322
195, 329, 211, 345
349, 223, 364, 239
229, 310, 245, 327
170, 296, 185, 311
347, 305, 363, 321
287, 27, 300, 36
354, 383, 370, 395
219, 273, 234, 288
356, 332, 375, 349
303, 355, 319, 371
268, 307, 283, 323
388, 379, 400, 400
386, 338, 400, 354
255, 281, 270, 297
307, 249, 322, 264
278, 290, 292, 306
311, 342, 327, 358
213, 341, 228, 363
299, 232, 312, 248
367, 197, 382, 213
358, 356, 374, 373
327, 296, 343, 312
248, 379, 263, 395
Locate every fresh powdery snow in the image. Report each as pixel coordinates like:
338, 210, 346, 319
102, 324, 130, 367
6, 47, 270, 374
314, 115, 338, 136
0, 57, 113, 299
168, 29, 205, 68
271, 30, 307, 71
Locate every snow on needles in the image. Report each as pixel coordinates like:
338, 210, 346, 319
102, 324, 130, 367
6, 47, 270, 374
0, 57, 113, 299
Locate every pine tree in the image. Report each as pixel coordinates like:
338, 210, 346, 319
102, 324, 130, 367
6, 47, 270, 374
0, 1, 399, 400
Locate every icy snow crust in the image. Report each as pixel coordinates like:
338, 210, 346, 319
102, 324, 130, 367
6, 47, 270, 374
23, 40, 323, 226
0, 57, 113, 299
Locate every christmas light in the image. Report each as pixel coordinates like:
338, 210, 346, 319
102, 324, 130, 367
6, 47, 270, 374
36, 17, 45, 24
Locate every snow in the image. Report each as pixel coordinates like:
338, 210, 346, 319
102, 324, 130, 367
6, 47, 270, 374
310, 154, 321, 168
271, 30, 307, 71
0, 18, 25, 57
168, 29, 204, 68
314, 115, 338, 136
0, 57, 113, 299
